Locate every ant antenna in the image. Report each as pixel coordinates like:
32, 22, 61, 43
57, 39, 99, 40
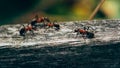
22, 24, 25, 27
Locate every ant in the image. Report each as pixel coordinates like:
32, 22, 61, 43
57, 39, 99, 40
19, 24, 35, 38
74, 26, 95, 39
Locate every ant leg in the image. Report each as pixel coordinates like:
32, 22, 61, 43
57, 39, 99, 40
30, 30, 35, 36
23, 32, 26, 39
75, 32, 79, 38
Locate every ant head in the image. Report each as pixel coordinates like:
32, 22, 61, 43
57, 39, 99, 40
74, 28, 79, 32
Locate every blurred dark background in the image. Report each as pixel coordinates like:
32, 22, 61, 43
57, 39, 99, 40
0, 0, 39, 25
0, 0, 120, 25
